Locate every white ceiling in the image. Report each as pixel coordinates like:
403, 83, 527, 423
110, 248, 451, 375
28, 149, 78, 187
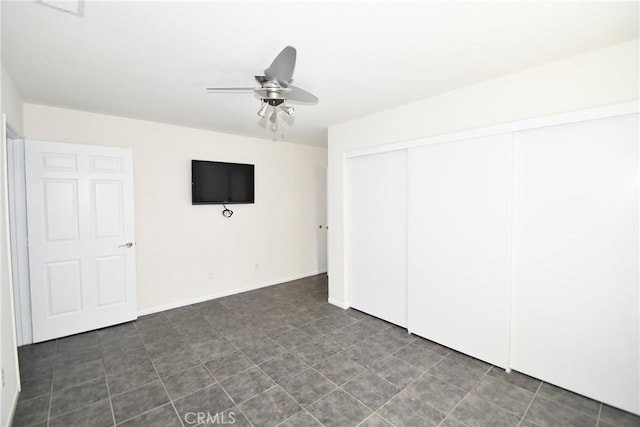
2, 1, 638, 147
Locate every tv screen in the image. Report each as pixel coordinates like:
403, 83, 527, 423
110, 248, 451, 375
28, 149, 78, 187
191, 160, 255, 204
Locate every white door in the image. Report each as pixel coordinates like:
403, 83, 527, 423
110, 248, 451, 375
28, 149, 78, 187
26, 140, 137, 343
407, 134, 512, 368
347, 150, 407, 327
511, 114, 639, 414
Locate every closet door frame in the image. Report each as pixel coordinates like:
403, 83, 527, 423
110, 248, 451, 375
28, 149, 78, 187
343, 101, 639, 414
344, 103, 638, 159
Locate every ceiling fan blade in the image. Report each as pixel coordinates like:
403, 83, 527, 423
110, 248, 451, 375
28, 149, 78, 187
264, 46, 296, 88
206, 87, 257, 93
287, 86, 318, 104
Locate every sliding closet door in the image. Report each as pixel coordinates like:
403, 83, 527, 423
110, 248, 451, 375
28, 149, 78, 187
408, 134, 512, 367
347, 150, 407, 327
511, 114, 639, 414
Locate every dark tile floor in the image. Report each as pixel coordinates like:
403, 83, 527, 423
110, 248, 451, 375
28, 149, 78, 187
11, 274, 640, 427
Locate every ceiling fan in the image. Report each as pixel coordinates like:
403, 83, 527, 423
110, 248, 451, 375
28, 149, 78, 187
206, 46, 319, 131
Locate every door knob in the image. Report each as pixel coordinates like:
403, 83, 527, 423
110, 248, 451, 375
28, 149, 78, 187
118, 242, 134, 248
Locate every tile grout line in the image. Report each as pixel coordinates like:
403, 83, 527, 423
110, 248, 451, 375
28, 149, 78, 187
354, 413, 377, 427
325, 364, 405, 425
43, 340, 113, 425
399, 354, 473, 427
528, 383, 603, 422
274, 366, 342, 426
424, 360, 532, 423
403, 351, 484, 419
153, 352, 206, 384
193, 340, 236, 366
41, 375, 110, 423
45, 342, 57, 427
438, 414, 471, 427
272, 408, 305, 427
596, 402, 603, 426
481, 370, 603, 425
272, 386, 326, 427
466, 385, 533, 420
393, 354, 447, 411
101, 357, 117, 427
108, 376, 157, 398
364, 411, 397, 427
201, 344, 257, 427
518, 380, 543, 426
149, 357, 187, 427
438, 363, 492, 425
483, 368, 542, 396
114, 398, 180, 426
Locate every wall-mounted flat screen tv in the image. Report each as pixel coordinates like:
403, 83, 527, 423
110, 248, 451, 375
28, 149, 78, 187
191, 160, 255, 204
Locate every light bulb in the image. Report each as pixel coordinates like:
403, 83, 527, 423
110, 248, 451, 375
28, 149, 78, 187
257, 102, 269, 118
279, 105, 295, 116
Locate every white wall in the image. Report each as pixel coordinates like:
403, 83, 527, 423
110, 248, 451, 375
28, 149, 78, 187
1, 54, 23, 427
1, 67, 24, 135
328, 39, 640, 307
24, 104, 327, 314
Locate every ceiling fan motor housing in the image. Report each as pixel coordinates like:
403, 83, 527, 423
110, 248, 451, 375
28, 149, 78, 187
265, 98, 285, 106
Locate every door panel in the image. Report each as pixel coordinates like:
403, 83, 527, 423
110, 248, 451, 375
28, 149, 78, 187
408, 134, 512, 368
42, 152, 77, 171
511, 114, 639, 414
96, 255, 126, 306
43, 180, 79, 241
92, 181, 123, 237
347, 150, 407, 327
90, 156, 122, 173
26, 140, 137, 342
46, 260, 82, 315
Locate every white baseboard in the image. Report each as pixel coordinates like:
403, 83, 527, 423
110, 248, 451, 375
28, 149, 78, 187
137, 270, 327, 317
6, 387, 20, 427
328, 298, 350, 310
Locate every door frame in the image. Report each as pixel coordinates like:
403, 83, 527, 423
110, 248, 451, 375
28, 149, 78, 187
6, 127, 31, 345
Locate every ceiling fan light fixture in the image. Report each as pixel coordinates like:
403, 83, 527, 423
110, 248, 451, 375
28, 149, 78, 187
269, 109, 278, 124
279, 105, 295, 116
257, 102, 269, 118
